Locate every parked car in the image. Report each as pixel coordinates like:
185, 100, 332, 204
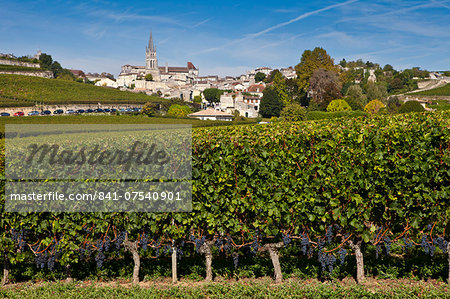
14, 111, 24, 116
110, 108, 117, 113
53, 109, 64, 114
76, 109, 85, 114
103, 108, 111, 113
0, 112, 10, 117
41, 110, 51, 115
65, 109, 75, 114
28, 111, 40, 116
94, 108, 104, 113
86, 109, 94, 113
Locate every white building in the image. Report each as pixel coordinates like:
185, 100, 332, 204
188, 109, 233, 121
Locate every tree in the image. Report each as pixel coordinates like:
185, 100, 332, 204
295, 47, 337, 94
327, 99, 352, 112
389, 77, 404, 91
255, 72, 266, 82
386, 96, 401, 114
259, 87, 283, 118
280, 103, 307, 121
193, 95, 202, 103
142, 102, 157, 116
272, 72, 292, 106
285, 78, 307, 105
50, 61, 63, 77
203, 88, 223, 103
383, 64, 394, 72
308, 68, 342, 110
366, 82, 387, 101
345, 85, 367, 110
167, 104, 192, 117
39, 53, 53, 69
56, 69, 76, 81
364, 99, 385, 115
145, 74, 153, 81
339, 58, 347, 67
265, 69, 281, 83
398, 100, 425, 113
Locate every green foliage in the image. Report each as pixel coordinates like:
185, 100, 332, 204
386, 96, 401, 114
254, 72, 266, 82
193, 95, 202, 103
38, 53, 53, 69
259, 87, 283, 117
203, 88, 223, 103
345, 85, 367, 110
412, 83, 450, 96
167, 104, 191, 118
306, 110, 366, 120
280, 103, 307, 121
0, 65, 45, 72
365, 82, 387, 101
364, 99, 385, 115
0, 74, 166, 106
326, 99, 351, 112
398, 100, 425, 113
145, 74, 153, 81
272, 72, 292, 106
141, 102, 157, 116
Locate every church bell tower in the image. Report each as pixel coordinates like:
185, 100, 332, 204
146, 31, 158, 70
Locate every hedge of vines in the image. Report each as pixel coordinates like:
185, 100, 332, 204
0, 111, 449, 285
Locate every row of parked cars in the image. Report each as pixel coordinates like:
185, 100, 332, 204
0, 107, 142, 117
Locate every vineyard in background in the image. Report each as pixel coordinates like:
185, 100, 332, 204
0, 74, 166, 107
411, 83, 450, 96
0, 111, 449, 286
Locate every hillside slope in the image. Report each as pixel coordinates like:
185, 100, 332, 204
0, 74, 165, 107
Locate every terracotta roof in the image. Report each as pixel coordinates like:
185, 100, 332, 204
247, 84, 265, 93
158, 66, 189, 73
187, 62, 196, 70
188, 109, 233, 117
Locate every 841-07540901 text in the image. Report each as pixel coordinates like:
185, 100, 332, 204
9, 191, 183, 201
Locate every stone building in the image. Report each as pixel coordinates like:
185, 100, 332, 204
117, 32, 199, 91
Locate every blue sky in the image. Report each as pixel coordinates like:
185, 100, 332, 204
1, 0, 449, 77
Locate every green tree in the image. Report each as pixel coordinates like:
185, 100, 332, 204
272, 72, 292, 106
141, 102, 157, 116
259, 87, 283, 118
265, 69, 281, 83
145, 74, 153, 81
345, 85, 367, 110
255, 72, 266, 82
50, 61, 63, 77
280, 103, 307, 121
386, 96, 401, 113
366, 82, 387, 101
339, 58, 347, 67
203, 88, 223, 103
56, 69, 76, 81
383, 64, 394, 72
327, 99, 352, 112
295, 47, 337, 94
167, 104, 191, 117
38, 53, 53, 69
398, 100, 425, 113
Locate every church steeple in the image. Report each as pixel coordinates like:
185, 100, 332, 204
148, 31, 155, 52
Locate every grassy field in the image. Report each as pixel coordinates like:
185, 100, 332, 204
0, 279, 448, 299
0, 114, 255, 128
0, 74, 166, 107
410, 83, 450, 96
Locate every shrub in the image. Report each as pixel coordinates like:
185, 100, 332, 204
364, 99, 385, 115
193, 95, 202, 104
142, 102, 157, 116
280, 103, 307, 121
145, 74, 153, 81
326, 99, 352, 112
386, 96, 401, 114
398, 100, 425, 113
167, 104, 192, 118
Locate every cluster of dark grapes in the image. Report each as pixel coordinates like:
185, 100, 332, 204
338, 248, 346, 265
282, 233, 291, 247
214, 236, 223, 251
154, 240, 161, 258
301, 233, 310, 255
421, 235, 432, 255
250, 235, 260, 254
223, 235, 233, 252
435, 237, 448, 253
326, 226, 333, 244
383, 236, 391, 255
95, 251, 105, 268
11, 229, 26, 251
317, 239, 326, 272
140, 233, 148, 251
193, 235, 206, 253
104, 236, 111, 251
116, 231, 126, 249
402, 237, 413, 252
177, 246, 184, 260
232, 252, 239, 269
